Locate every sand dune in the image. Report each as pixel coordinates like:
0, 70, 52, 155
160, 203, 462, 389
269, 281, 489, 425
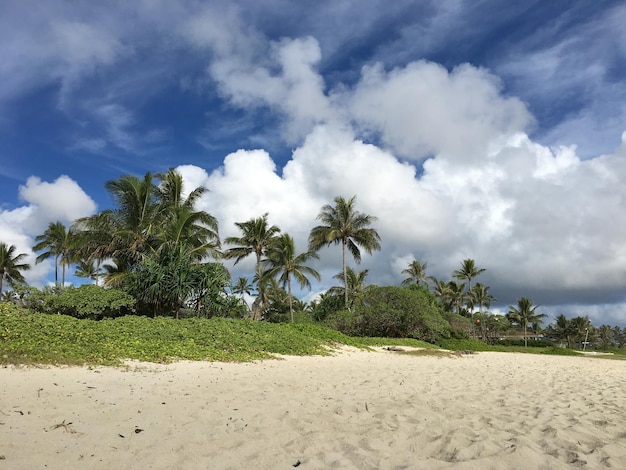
1, 349, 625, 469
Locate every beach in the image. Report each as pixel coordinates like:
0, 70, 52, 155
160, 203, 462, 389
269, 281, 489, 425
1, 349, 625, 469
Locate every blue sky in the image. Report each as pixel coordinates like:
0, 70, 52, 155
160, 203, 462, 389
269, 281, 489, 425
1, 0, 625, 326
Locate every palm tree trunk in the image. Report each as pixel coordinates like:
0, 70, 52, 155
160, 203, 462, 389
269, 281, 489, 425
254, 252, 262, 321
342, 238, 348, 309
55, 255, 59, 285
288, 276, 294, 323
524, 323, 528, 347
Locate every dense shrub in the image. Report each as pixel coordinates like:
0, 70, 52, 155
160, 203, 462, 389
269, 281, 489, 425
31, 284, 135, 319
324, 285, 451, 342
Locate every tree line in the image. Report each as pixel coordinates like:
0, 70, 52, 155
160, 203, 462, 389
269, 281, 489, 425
0, 169, 624, 348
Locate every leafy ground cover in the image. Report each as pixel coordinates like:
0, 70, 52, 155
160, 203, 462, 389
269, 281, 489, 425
0, 305, 367, 365
1, 304, 621, 366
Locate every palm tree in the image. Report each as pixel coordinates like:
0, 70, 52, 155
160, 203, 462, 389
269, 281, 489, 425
507, 297, 546, 347
33, 221, 76, 285
454, 259, 485, 316
401, 260, 428, 286
328, 267, 370, 309
569, 316, 592, 349
0, 242, 31, 294
308, 195, 381, 308
224, 213, 281, 319
470, 283, 496, 314
232, 277, 254, 300
262, 234, 320, 322
550, 314, 574, 348
74, 260, 101, 285
428, 277, 452, 310
447, 281, 467, 316
232, 277, 254, 316
597, 325, 614, 350
154, 169, 220, 260
104, 172, 159, 259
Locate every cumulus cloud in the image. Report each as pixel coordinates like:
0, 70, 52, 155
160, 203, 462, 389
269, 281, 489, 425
0, 176, 97, 286
349, 61, 533, 161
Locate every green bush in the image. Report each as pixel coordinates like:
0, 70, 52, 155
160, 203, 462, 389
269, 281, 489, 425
324, 286, 451, 342
32, 285, 136, 319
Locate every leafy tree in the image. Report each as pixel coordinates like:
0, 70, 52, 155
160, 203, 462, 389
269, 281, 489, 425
401, 260, 428, 286
597, 325, 614, 350
308, 195, 381, 308
31, 284, 135, 319
262, 234, 320, 322
33, 221, 76, 285
224, 213, 281, 319
612, 326, 626, 348
309, 292, 345, 322
0, 243, 31, 294
328, 267, 370, 309
547, 314, 574, 348
569, 316, 592, 349
507, 297, 546, 347
325, 285, 450, 342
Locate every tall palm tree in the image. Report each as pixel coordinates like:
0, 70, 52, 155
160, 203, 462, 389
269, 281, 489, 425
262, 234, 320, 322
507, 297, 546, 347
224, 213, 281, 276
470, 283, 496, 314
0, 243, 31, 294
33, 221, 76, 285
74, 260, 101, 285
550, 314, 574, 348
154, 169, 220, 259
428, 277, 452, 310
447, 281, 467, 316
104, 172, 159, 257
569, 316, 592, 348
328, 267, 369, 309
401, 260, 428, 286
232, 277, 254, 316
454, 259, 486, 315
232, 277, 254, 300
308, 195, 381, 308
225, 213, 281, 319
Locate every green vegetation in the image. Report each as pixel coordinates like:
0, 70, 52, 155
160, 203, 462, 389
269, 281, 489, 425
325, 285, 450, 342
0, 303, 365, 365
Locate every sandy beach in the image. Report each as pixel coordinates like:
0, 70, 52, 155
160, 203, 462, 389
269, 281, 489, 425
1, 349, 625, 469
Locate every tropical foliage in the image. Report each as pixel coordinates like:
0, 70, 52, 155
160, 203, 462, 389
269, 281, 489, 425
0, 243, 31, 293
507, 297, 546, 347
309, 195, 381, 308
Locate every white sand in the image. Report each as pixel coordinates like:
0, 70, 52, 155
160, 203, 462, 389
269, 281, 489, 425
1, 349, 625, 469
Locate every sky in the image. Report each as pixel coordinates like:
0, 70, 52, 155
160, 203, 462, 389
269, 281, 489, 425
1, 0, 625, 327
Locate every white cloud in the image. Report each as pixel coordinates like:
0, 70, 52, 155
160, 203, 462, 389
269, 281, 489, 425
349, 61, 533, 161
0, 176, 96, 287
